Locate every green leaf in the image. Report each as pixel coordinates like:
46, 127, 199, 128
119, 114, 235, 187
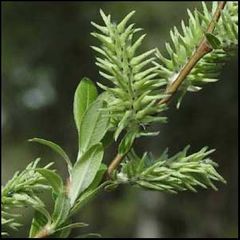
73, 77, 98, 134
51, 219, 72, 238
79, 99, 109, 155
69, 143, 104, 206
29, 138, 72, 172
52, 192, 71, 228
205, 33, 221, 49
114, 110, 132, 141
27, 196, 51, 225
28, 203, 52, 237
69, 164, 107, 216
70, 181, 108, 216
35, 168, 63, 194
55, 222, 88, 233
101, 130, 114, 148
29, 210, 49, 238
88, 163, 107, 189
118, 130, 138, 155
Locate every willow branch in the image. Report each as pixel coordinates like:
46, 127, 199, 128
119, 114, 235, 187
107, 1, 227, 178
159, 1, 226, 105
107, 153, 123, 178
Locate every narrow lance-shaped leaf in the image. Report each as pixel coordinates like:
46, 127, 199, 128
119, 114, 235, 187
35, 168, 63, 194
205, 32, 221, 49
52, 192, 71, 228
70, 164, 108, 216
55, 222, 88, 233
69, 143, 104, 206
73, 77, 98, 134
29, 138, 72, 173
88, 163, 107, 189
33, 199, 52, 219
101, 130, 114, 148
118, 130, 138, 156
70, 182, 109, 217
29, 210, 49, 238
79, 99, 109, 155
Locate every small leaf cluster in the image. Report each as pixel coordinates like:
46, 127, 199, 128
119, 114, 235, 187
70, 78, 109, 205
22, 78, 109, 237
111, 146, 226, 193
2, 78, 111, 238
154, 2, 238, 107
1, 159, 53, 236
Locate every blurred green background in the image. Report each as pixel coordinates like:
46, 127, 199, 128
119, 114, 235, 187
2, 1, 238, 238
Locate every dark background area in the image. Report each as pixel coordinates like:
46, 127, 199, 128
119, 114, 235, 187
2, 1, 238, 238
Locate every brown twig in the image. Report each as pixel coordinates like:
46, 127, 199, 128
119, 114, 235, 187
107, 153, 123, 177
107, 1, 227, 178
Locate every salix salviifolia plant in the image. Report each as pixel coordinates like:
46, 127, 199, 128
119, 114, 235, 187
1, 1, 238, 238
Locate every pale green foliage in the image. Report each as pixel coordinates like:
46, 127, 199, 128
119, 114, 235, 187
73, 78, 109, 162
2, 2, 238, 238
2, 79, 109, 237
79, 99, 109, 156
73, 77, 98, 133
35, 168, 64, 194
155, 2, 238, 107
52, 192, 71, 227
69, 143, 104, 205
70, 181, 108, 217
112, 146, 226, 193
91, 10, 168, 145
1, 159, 53, 236
73, 77, 98, 147
29, 138, 72, 174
